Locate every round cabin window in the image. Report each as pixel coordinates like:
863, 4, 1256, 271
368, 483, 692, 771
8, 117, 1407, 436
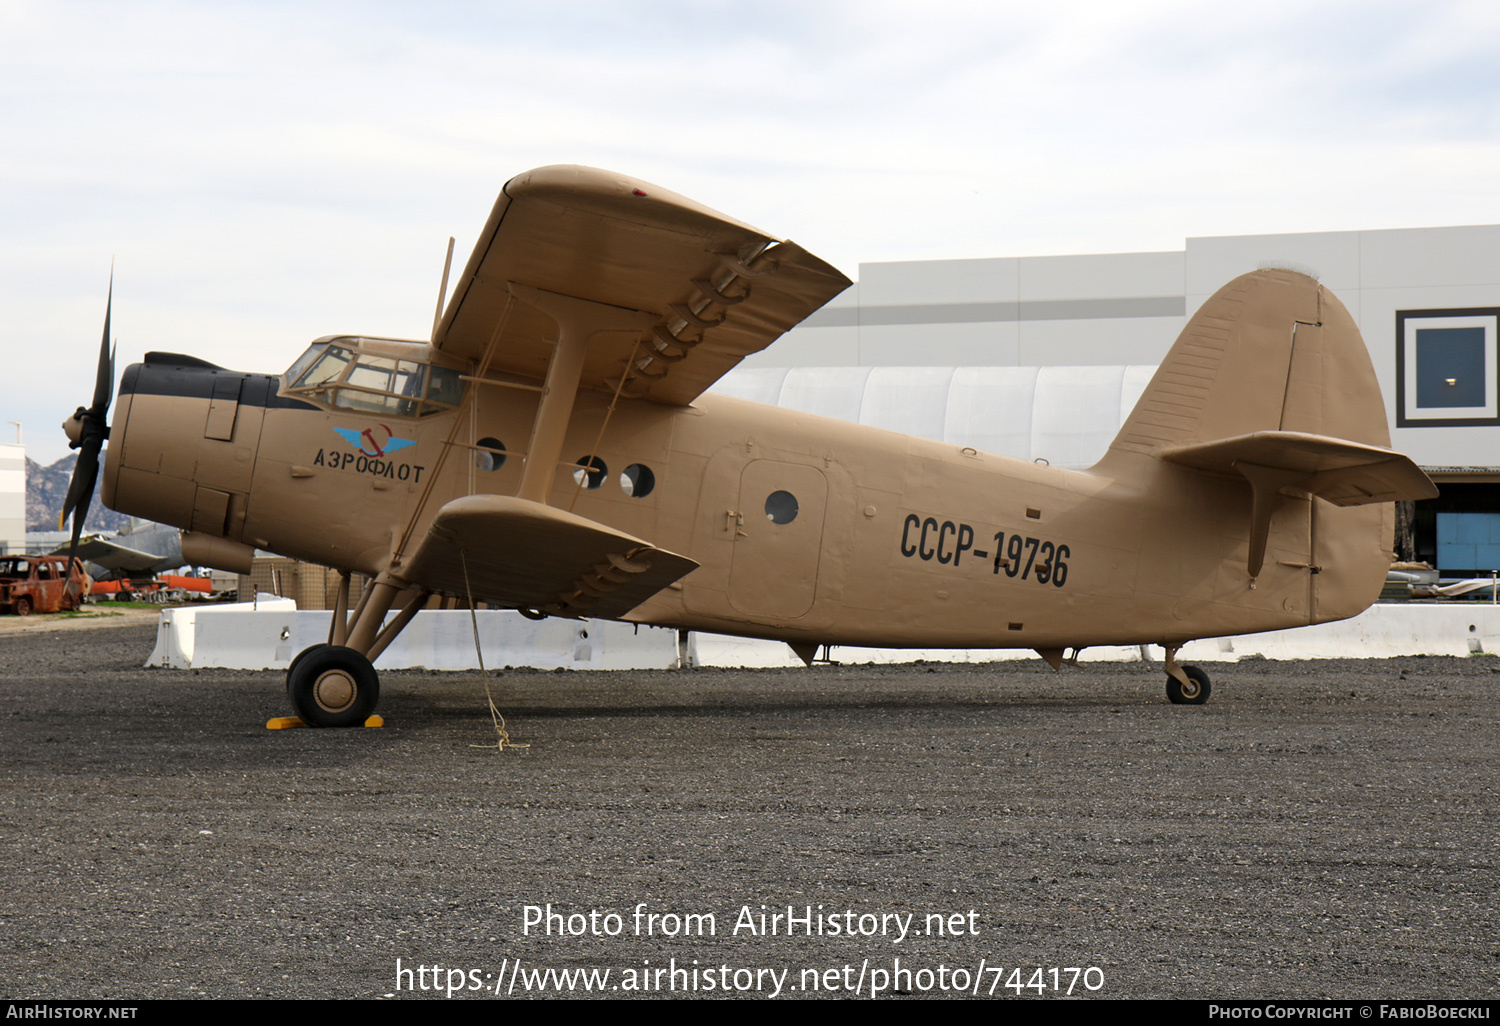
620, 463, 656, 498
573, 455, 608, 490
765, 490, 798, 524
474, 437, 506, 471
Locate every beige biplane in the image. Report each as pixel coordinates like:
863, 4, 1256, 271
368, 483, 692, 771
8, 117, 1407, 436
59, 166, 1437, 725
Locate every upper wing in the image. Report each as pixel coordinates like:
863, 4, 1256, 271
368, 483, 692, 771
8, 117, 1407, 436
432, 165, 851, 406
402, 494, 698, 619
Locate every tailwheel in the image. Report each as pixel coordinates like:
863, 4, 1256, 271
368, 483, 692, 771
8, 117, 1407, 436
1166, 664, 1211, 705
286, 645, 380, 727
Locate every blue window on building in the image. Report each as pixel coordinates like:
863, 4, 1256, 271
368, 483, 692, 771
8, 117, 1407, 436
1397, 308, 1500, 427
1436, 512, 1500, 573
1415, 327, 1487, 408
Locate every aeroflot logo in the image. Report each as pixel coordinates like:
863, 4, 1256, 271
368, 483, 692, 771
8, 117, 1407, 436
332, 425, 416, 458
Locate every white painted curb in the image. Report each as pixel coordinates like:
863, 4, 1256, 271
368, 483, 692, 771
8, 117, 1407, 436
148, 598, 680, 671
148, 599, 1500, 671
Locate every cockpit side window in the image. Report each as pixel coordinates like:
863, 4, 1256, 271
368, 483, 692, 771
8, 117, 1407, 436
285, 343, 331, 386
284, 338, 466, 417
296, 346, 354, 389
426, 366, 465, 408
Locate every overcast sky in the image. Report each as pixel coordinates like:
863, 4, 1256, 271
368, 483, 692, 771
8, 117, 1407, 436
6, 0, 1500, 464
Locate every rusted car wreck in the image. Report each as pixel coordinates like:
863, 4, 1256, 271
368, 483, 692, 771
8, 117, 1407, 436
0, 556, 91, 615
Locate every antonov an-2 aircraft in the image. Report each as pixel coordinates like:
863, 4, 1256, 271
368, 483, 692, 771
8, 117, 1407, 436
59, 165, 1438, 726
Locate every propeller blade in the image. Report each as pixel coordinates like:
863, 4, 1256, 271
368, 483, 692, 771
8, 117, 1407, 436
60, 269, 117, 569
92, 272, 114, 415
59, 442, 99, 527
62, 447, 101, 567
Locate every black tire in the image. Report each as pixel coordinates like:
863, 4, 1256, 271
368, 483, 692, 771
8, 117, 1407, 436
1166, 664, 1211, 704
285, 644, 331, 693
286, 646, 380, 728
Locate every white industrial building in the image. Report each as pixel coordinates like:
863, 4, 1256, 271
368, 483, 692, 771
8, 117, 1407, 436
0, 439, 25, 556
720, 224, 1500, 576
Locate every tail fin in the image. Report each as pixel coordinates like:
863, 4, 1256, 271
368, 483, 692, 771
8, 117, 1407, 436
1104, 267, 1391, 458
1098, 268, 1436, 581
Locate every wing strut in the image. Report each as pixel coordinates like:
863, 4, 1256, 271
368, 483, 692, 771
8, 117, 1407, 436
507, 283, 656, 505
392, 292, 522, 567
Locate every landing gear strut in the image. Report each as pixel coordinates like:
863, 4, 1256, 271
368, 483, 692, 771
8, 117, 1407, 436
282, 572, 430, 727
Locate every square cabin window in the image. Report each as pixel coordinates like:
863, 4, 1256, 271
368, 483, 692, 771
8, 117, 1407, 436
1397, 308, 1500, 427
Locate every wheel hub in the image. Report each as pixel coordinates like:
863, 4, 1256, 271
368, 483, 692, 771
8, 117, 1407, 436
313, 669, 358, 713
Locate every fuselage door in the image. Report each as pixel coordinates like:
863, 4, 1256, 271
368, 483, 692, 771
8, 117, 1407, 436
729, 460, 828, 620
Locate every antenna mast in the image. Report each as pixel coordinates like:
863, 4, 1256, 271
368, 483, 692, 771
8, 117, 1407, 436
431, 236, 456, 341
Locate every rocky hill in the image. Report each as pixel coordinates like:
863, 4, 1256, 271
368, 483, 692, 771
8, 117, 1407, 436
25, 454, 130, 534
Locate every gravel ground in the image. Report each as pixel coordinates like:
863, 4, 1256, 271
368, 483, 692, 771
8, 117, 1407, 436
1, 615, 1497, 1000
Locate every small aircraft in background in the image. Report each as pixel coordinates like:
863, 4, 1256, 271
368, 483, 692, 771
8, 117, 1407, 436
60, 165, 1437, 725
58, 518, 186, 584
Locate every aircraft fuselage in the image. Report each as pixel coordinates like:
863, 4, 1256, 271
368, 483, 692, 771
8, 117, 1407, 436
104, 350, 1389, 654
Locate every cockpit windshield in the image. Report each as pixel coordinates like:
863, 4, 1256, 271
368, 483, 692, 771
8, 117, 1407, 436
283, 337, 466, 417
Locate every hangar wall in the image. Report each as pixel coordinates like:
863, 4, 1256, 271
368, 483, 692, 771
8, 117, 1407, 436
728, 224, 1500, 575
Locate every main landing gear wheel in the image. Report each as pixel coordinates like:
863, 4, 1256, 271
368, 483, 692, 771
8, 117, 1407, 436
1166, 664, 1211, 705
286, 643, 329, 678
286, 645, 379, 727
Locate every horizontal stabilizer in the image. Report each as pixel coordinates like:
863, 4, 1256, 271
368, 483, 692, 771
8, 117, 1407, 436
1162, 431, 1437, 579
1161, 431, 1438, 505
404, 495, 698, 619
